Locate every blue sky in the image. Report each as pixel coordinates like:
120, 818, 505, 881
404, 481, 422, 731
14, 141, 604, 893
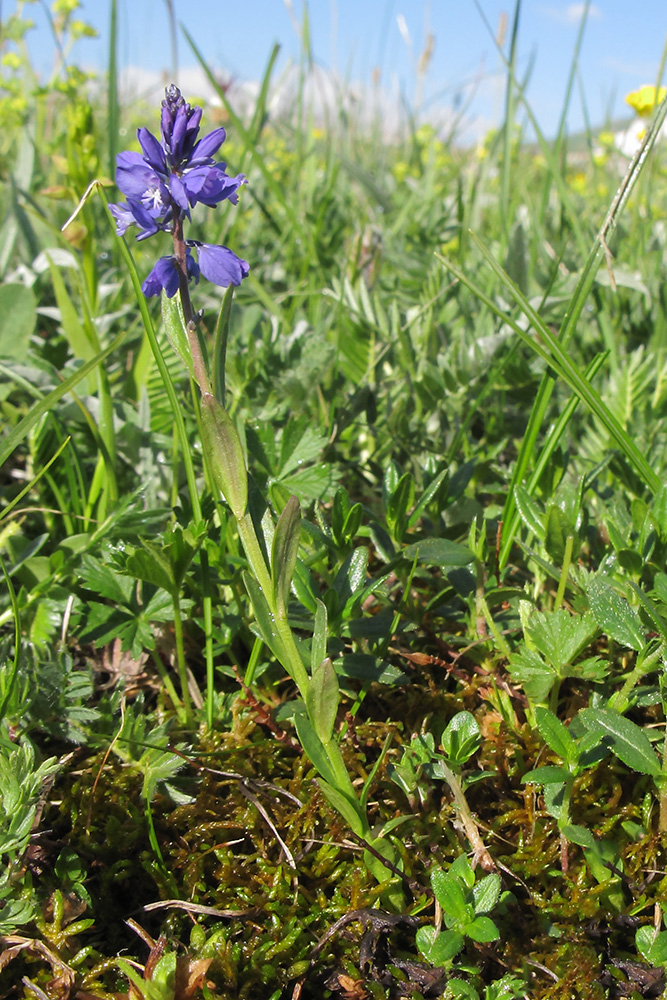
12, 1, 667, 139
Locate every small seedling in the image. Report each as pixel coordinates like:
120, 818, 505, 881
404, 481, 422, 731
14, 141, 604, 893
416, 853, 502, 966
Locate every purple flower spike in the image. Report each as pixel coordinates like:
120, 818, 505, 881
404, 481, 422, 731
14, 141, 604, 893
111, 84, 249, 298
189, 241, 249, 287
161, 85, 203, 166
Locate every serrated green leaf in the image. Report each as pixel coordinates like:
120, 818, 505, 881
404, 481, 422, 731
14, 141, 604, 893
525, 609, 597, 673
585, 577, 645, 651
278, 420, 328, 478
79, 555, 134, 605
507, 647, 556, 702
125, 544, 174, 594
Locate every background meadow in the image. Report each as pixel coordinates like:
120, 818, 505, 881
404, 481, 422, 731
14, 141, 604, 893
3, 1, 667, 998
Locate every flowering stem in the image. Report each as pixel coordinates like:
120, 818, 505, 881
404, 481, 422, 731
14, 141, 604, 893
172, 217, 212, 394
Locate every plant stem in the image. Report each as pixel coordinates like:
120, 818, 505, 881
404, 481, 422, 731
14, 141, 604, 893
173, 217, 211, 394
171, 591, 193, 724
439, 760, 495, 871
554, 534, 573, 611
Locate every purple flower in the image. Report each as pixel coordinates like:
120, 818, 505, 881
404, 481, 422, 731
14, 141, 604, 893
113, 87, 246, 218
189, 241, 249, 287
109, 198, 167, 240
142, 250, 200, 298
109, 84, 249, 299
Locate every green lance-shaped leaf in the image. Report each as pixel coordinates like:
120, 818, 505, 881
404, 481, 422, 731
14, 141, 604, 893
472, 873, 501, 915
200, 392, 248, 519
535, 706, 578, 767
431, 869, 471, 923
294, 712, 338, 788
306, 657, 340, 744
311, 599, 328, 675
579, 708, 661, 777
161, 291, 194, 378
271, 494, 301, 617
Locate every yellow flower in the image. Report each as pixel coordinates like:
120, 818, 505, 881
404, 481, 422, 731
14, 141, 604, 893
392, 161, 410, 182
625, 84, 667, 117
1, 52, 22, 69
568, 171, 587, 194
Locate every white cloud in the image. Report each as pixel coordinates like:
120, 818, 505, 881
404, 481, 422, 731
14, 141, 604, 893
541, 4, 602, 25
114, 63, 471, 142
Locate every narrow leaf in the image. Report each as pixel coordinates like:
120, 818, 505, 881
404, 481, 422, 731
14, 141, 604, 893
271, 494, 301, 616
213, 284, 234, 406
579, 708, 660, 777
311, 599, 327, 674
161, 291, 194, 377
305, 657, 339, 743
535, 706, 578, 766
200, 393, 248, 519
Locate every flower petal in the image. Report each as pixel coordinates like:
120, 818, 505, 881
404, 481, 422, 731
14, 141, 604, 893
141, 250, 199, 298
137, 127, 167, 175
116, 152, 159, 199
193, 242, 249, 287
141, 256, 181, 298
169, 173, 191, 213
182, 165, 246, 208
108, 201, 136, 236
189, 127, 226, 165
